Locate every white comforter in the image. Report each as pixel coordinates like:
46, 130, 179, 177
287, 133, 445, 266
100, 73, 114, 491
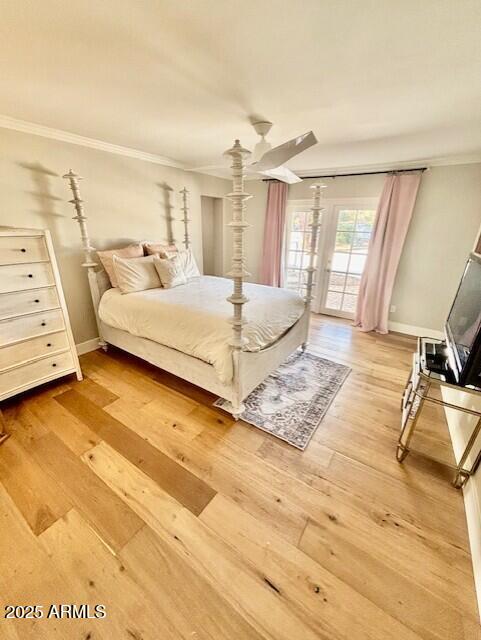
99, 276, 305, 383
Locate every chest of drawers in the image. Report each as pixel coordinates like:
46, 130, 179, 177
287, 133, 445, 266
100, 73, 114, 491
0, 227, 82, 442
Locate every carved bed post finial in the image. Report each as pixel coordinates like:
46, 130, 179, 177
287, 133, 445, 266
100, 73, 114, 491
180, 187, 191, 250
63, 170, 107, 351
304, 182, 326, 309
224, 139, 252, 419
63, 170, 97, 268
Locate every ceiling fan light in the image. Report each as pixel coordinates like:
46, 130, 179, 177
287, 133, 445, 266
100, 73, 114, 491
252, 138, 272, 163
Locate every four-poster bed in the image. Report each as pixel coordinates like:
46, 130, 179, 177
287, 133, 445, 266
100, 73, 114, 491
64, 140, 323, 419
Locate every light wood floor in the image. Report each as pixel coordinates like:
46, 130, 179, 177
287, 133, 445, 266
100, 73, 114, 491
0, 315, 479, 639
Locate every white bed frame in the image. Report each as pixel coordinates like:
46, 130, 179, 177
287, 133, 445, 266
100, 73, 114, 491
64, 140, 323, 419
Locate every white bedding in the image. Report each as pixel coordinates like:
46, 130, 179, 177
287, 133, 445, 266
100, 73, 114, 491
99, 275, 305, 383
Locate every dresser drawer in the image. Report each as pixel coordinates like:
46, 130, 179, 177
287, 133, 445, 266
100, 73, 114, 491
0, 287, 59, 320
0, 309, 65, 347
0, 235, 48, 265
0, 351, 75, 397
0, 331, 70, 371
0, 262, 55, 294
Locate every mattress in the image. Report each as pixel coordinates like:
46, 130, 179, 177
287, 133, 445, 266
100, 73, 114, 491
98, 275, 305, 383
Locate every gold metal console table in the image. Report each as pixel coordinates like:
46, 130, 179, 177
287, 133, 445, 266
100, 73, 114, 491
397, 337, 481, 489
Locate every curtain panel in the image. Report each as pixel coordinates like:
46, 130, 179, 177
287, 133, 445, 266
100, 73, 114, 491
354, 172, 422, 333
260, 181, 288, 287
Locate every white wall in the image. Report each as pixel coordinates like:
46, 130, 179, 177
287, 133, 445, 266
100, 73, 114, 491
242, 164, 481, 333
0, 127, 229, 346
201, 196, 215, 275
1, 123, 479, 341
392, 164, 481, 331
213, 198, 224, 277
200, 195, 225, 277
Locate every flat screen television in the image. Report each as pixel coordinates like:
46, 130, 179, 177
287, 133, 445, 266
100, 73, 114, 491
445, 253, 481, 388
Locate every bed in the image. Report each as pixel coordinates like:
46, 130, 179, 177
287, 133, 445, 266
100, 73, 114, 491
64, 139, 323, 418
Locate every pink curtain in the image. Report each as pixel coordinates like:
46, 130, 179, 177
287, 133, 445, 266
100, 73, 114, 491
354, 172, 422, 334
260, 181, 288, 287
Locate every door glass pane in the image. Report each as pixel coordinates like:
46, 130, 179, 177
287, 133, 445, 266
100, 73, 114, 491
352, 233, 370, 253
332, 252, 349, 272
292, 213, 305, 231
335, 231, 353, 252
357, 210, 376, 227
328, 272, 346, 292
323, 205, 376, 317
284, 207, 321, 297
286, 269, 300, 287
342, 294, 357, 313
349, 254, 367, 274
302, 232, 312, 253
326, 291, 342, 310
345, 274, 361, 294
338, 210, 357, 226
288, 251, 303, 268
290, 231, 304, 251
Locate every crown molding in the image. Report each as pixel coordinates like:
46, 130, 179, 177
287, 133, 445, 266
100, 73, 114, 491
0, 114, 186, 170
2, 113, 480, 177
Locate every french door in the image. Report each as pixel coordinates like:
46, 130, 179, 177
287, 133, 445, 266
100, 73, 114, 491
316, 202, 377, 317
284, 201, 316, 298
284, 198, 377, 319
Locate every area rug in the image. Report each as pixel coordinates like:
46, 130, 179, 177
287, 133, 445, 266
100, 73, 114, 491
214, 351, 350, 450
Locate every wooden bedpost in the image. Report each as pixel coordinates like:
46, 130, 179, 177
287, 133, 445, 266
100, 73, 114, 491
63, 170, 107, 351
180, 187, 190, 250
225, 139, 251, 419
302, 182, 325, 349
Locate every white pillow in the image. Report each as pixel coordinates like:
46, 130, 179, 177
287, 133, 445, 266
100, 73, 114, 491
113, 255, 162, 294
178, 249, 200, 280
143, 241, 178, 257
97, 243, 144, 287
153, 254, 187, 289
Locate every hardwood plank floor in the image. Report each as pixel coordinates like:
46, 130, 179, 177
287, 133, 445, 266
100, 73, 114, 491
0, 314, 479, 640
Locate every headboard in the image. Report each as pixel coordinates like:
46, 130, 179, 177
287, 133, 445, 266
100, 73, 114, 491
63, 169, 191, 348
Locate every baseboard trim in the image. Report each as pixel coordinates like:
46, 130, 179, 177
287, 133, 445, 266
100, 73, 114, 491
76, 338, 100, 355
388, 321, 443, 340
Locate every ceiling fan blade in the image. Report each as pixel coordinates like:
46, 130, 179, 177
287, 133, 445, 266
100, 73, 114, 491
253, 131, 317, 171
261, 166, 302, 184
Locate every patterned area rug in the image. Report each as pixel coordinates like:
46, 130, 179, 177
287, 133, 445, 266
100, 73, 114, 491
214, 351, 350, 450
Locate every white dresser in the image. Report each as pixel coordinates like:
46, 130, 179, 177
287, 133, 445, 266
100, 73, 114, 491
0, 227, 82, 441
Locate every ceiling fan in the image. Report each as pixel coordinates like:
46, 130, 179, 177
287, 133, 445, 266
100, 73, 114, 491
193, 120, 318, 184
247, 120, 317, 184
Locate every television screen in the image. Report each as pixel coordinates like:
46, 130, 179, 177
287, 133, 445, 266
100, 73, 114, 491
446, 255, 481, 378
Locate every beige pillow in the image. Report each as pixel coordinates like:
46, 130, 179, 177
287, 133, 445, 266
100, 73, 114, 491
153, 254, 187, 289
97, 243, 144, 287
178, 249, 200, 280
143, 242, 178, 258
113, 255, 161, 294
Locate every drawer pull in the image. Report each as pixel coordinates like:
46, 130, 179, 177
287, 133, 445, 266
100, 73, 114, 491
34, 299, 40, 303
52, 363, 57, 367
21, 248, 26, 253
41, 321, 46, 327
28, 274, 33, 278
46, 343, 52, 347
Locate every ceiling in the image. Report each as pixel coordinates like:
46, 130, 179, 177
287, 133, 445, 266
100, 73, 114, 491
2, 0, 481, 174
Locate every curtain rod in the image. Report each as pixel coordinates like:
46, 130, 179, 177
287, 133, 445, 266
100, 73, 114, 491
262, 167, 427, 182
